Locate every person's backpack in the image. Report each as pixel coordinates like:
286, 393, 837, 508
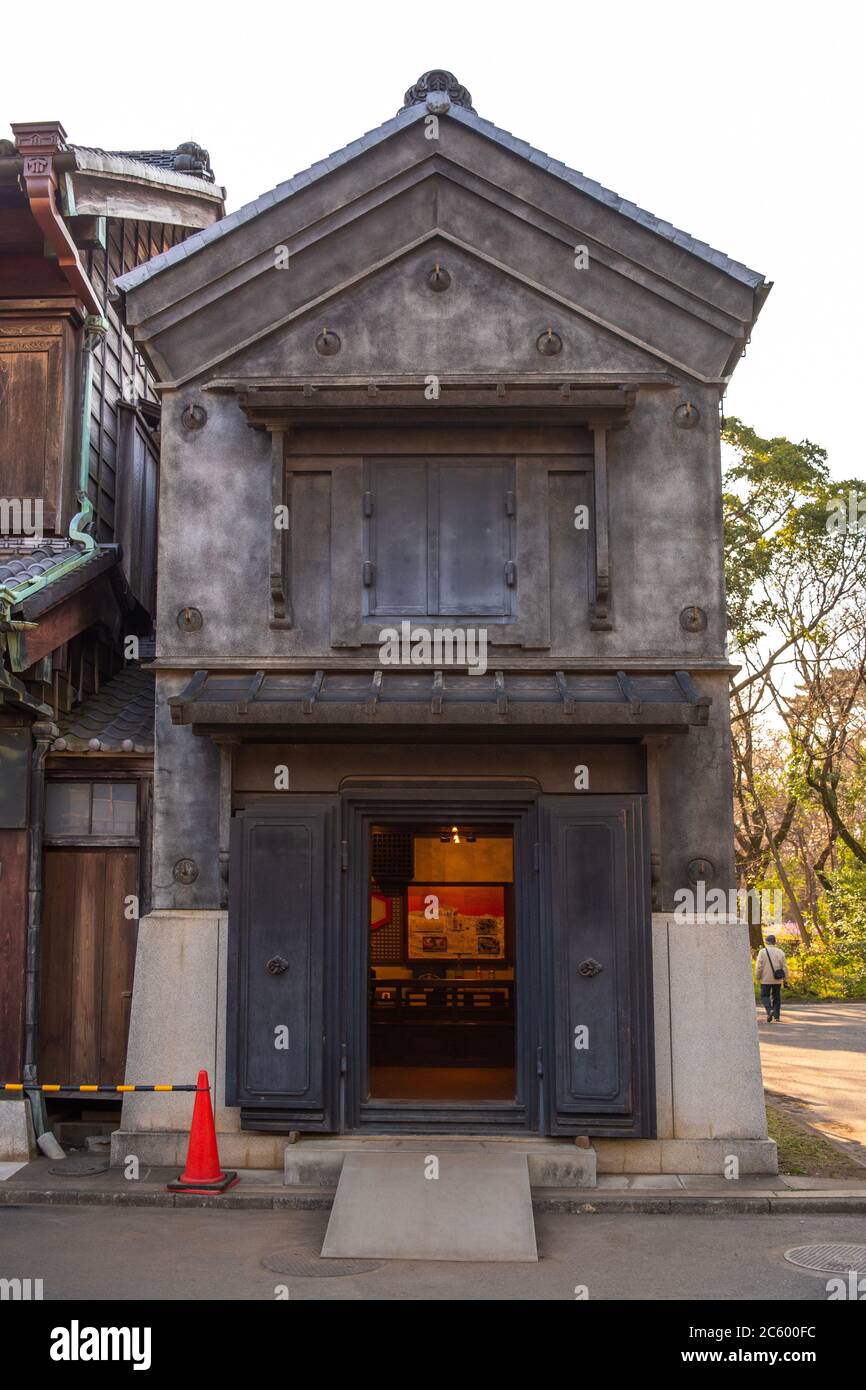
765, 946, 785, 981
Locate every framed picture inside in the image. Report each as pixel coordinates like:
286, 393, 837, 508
406, 884, 507, 961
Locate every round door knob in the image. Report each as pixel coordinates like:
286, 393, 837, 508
266, 956, 289, 976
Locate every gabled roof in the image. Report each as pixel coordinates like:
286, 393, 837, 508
118, 75, 763, 297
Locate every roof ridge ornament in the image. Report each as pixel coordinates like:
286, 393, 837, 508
399, 69, 476, 115
173, 141, 213, 180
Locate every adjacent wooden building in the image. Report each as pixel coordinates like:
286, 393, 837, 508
0, 122, 223, 1114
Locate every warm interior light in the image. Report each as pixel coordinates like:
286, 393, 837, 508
451, 825, 460, 845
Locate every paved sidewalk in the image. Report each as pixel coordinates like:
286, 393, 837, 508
758, 1000, 866, 1164
4, 1204, 864, 1299
3, 1157, 866, 1213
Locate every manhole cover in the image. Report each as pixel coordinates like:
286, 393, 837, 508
261, 1248, 382, 1278
784, 1244, 866, 1275
48, 1157, 110, 1177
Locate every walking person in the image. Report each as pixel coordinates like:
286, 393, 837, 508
755, 934, 789, 1022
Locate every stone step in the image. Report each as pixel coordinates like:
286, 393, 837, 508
285, 1137, 596, 1189
53, 1121, 118, 1147
321, 1149, 539, 1261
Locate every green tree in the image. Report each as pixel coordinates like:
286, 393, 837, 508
723, 417, 866, 951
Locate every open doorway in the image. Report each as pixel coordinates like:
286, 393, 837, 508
367, 821, 516, 1103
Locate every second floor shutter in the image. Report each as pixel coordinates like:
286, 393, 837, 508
367, 457, 514, 620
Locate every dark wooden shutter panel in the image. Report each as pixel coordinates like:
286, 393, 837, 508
369, 461, 428, 615
436, 462, 510, 615
227, 800, 338, 1129
367, 457, 513, 619
541, 795, 654, 1137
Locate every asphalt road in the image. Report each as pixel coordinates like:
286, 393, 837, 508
2, 1204, 865, 1300
758, 1001, 866, 1163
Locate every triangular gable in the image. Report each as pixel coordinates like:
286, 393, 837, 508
217, 234, 679, 381
118, 70, 769, 389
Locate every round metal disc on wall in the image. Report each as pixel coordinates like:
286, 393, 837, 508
176, 606, 203, 632
536, 328, 562, 356
427, 263, 452, 291
784, 1244, 866, 1275
674, 402, 700, 429
687, 857, 715, 885
315, 329, 341, 356
173, 858, 199, 885
181, 403, 207, 431
261, 1247, 382, 1278
679, 605, 707, 633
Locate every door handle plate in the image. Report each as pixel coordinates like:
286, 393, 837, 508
577, 958, 603, 978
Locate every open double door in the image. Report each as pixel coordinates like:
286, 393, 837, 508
226, 786, 654, 1138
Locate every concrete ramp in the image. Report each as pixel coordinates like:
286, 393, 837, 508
321, 1147, 538, 1261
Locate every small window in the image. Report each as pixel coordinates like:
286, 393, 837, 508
45, 782, 91, 835
45, 781, 138, 838
91, 782, 137, 836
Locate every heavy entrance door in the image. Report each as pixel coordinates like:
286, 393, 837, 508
226, 799, 340, 1131
541, 795, 655, 1137
227, 787, 654, 1136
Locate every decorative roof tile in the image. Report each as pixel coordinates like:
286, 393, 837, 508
0, 542, 115, 611
0, 542, 76, 589
89, 140, 215, 182
53, 668, 155, 754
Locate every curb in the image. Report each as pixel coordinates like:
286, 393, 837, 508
3, 1186, 866, 1214
532, 1193, 866, 1215
0, 1187, 333, 1210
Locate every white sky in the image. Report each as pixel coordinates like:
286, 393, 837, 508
6, 0, 863, 479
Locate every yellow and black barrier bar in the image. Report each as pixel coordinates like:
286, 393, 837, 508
4, 1083, 204, 1093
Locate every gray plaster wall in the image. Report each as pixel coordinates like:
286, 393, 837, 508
155, 382, 726, 667
156, 394, 270, 662
152, 372, 732, 911
152, 674, 220, 909
658, 672, 737, 908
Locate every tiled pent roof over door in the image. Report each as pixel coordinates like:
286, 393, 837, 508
168, 668, 710, 729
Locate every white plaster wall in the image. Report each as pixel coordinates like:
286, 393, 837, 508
651, 914, 768, 1140
120, 911, 232, 1135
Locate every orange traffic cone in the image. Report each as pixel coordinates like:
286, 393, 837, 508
167, 1070, 238, 1195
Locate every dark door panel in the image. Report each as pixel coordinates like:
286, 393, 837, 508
227, 799, 339, 1130
541, 795, 654, 1137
